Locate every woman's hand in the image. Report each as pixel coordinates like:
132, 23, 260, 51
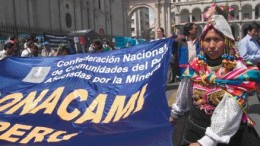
189, 142, 201, 146
169, 116, 175, 125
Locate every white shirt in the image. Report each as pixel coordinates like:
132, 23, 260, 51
238, 34, 260, 64
41, 48, 55, 57
187, 39, 197, 62
0, 50, 7, 60
21, 48, 32, 57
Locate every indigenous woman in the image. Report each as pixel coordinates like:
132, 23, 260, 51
169, 14, 260, 146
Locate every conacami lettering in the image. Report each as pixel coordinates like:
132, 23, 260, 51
0, 122, 78, 144
0, 84, 148, 143
0, 84, 147, 123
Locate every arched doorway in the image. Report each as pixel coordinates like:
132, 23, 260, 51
129, 0, 172, 39
242, 4, 252, 19
231, 5, 239, 20
192, 8, 202, 22
256, 3, 260, 19
180, 9, 190, 23
128, 6, 155, 40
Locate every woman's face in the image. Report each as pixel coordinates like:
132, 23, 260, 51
157, 28, 163, 38
202, 29, 225, 60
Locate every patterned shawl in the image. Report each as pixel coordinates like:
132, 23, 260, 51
183, 58, 260, 126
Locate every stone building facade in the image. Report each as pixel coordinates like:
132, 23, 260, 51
171, 0, 260, 39
0, 0, 129, 36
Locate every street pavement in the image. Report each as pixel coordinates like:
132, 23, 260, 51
166, 82, 179, 106
248, 93, 260, 136
166, 82, 260, 136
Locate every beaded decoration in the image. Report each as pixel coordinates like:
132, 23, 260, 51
221, 38, 237, 71
192, 83, 226, 115
198, 40, 207, 67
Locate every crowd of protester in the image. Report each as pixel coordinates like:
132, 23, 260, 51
0, 35, 117, 60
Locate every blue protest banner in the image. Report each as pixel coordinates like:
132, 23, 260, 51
0, 38, 174, 146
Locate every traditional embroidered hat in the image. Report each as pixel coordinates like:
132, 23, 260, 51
198, 14, 238, 71
201, 15, 234, 41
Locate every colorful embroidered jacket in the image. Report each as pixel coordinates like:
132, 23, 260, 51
171, 58, 260, 146
183, 58, 260, 126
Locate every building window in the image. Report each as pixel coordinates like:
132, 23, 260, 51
66, 4, 69, 9
256, 8, 259, 19
131, 19, 134, 24
131, 28, 135, 32
243, 13, 250, 19
65, 13, 72, 28
98, 0, 101, 9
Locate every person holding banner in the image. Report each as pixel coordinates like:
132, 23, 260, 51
177, 23, 200, 77
21, 41, 36, 57
54, 44, 70, 56
169, 13, 260, 146
168, 23, 200, 83
0, 41, 16, 60
156, 27, 166, 40
92, 40, 103, 53
150, 27, 166, 42
41, 41, 55, 57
